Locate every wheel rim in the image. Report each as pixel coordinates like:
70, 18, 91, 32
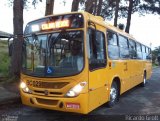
110, 87, 117, 102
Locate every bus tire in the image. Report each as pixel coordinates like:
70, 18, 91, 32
141, 72, 147, 87
107, 81, 119, 108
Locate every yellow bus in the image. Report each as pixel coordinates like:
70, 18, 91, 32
20, 11, 152, 114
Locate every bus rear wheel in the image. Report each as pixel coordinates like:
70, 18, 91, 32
107, 81, 119, 108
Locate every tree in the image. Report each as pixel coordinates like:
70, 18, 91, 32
114, 0, 120, 27
81, 0, 115, 17
11, 0, 24, 76
101, 0, 142, 32
45, 0, 54, 16
85, 0, 95, 14
101, 0, 116, 20
139, 0, 160, 15
9, 0, 42, 77
96, 0, 103, 16
113, 0, 142, 31
125, 0, 133, 33
82, 0, 159, 33
152, 46, 160, 64
71, 0, 81, 12
85, 0, 103, 16
101, 0, 121, 26
93, 0, 98, 15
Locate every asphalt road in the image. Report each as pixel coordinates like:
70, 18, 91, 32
0, 67, 160, 121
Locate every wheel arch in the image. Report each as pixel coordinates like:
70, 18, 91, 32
144, 69, 147, 76
143, 69, 147, 79
110, 76, 121, 96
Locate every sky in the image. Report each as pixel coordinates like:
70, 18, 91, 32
0, 0, 160, 49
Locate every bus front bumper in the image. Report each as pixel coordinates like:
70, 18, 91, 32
20, 90, 89, 114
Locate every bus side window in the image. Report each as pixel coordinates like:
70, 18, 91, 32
88, 28, 106, 70
129, 40, 137, 59
142, 45, 147, 60
136, 42, 142, 59
107, 31, 119, 60
119, 35, 129, 59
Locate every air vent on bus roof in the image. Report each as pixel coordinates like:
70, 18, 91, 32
118, 23, 125, 30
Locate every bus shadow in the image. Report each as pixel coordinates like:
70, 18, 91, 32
89, 83, 148, 115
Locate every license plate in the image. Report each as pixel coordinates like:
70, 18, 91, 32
66, 103, 80, 109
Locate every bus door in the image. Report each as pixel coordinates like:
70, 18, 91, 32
87, 28, 108, 111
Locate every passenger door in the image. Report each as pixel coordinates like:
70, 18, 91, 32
87, 28, 108, 111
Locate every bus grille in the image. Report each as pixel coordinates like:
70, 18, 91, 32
40, 82, 69, 89
27, 80, 69, 89
36, 98, 58, 106
33, 90, 63, 96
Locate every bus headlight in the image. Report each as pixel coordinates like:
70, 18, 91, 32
66, 82, 87, 97
20, 82, 32, 94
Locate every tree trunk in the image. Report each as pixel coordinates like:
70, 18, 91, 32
125, 0, 133, 33
114, 0, 120, 27
96, 0, 102, 16
45, 0, 54, 16
11, 0, 24, 77
71, 0, 81, 12
85, 0, 95, 14
93, 0, 98, 15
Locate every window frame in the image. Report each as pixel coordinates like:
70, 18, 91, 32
118, 34, 129, 49
88, 27, 107, 71
136, 42, 143, 60
107, 30, 120, 60
118, 34, 130, 59
128, 39, 137, 59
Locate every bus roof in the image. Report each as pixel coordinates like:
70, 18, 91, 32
27, 11, 150, 49
84, 12, 135, 40
83, 11, 150, 48
30, 11, 134, 39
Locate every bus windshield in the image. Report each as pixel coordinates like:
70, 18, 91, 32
22, 30, 84, 77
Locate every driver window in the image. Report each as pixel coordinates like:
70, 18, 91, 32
88, 28, 106, 70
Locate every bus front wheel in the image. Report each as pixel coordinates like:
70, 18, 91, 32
107, 81, 119, 108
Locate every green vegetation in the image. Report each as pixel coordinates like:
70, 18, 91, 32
0, 40, 10, 78
152, 46, 160, 68
152, 63, 158, 67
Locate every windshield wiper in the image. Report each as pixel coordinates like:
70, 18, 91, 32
49, 29, 66, 49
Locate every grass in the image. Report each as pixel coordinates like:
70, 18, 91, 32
152, 63, 159, 67
0, 40, 10, 78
